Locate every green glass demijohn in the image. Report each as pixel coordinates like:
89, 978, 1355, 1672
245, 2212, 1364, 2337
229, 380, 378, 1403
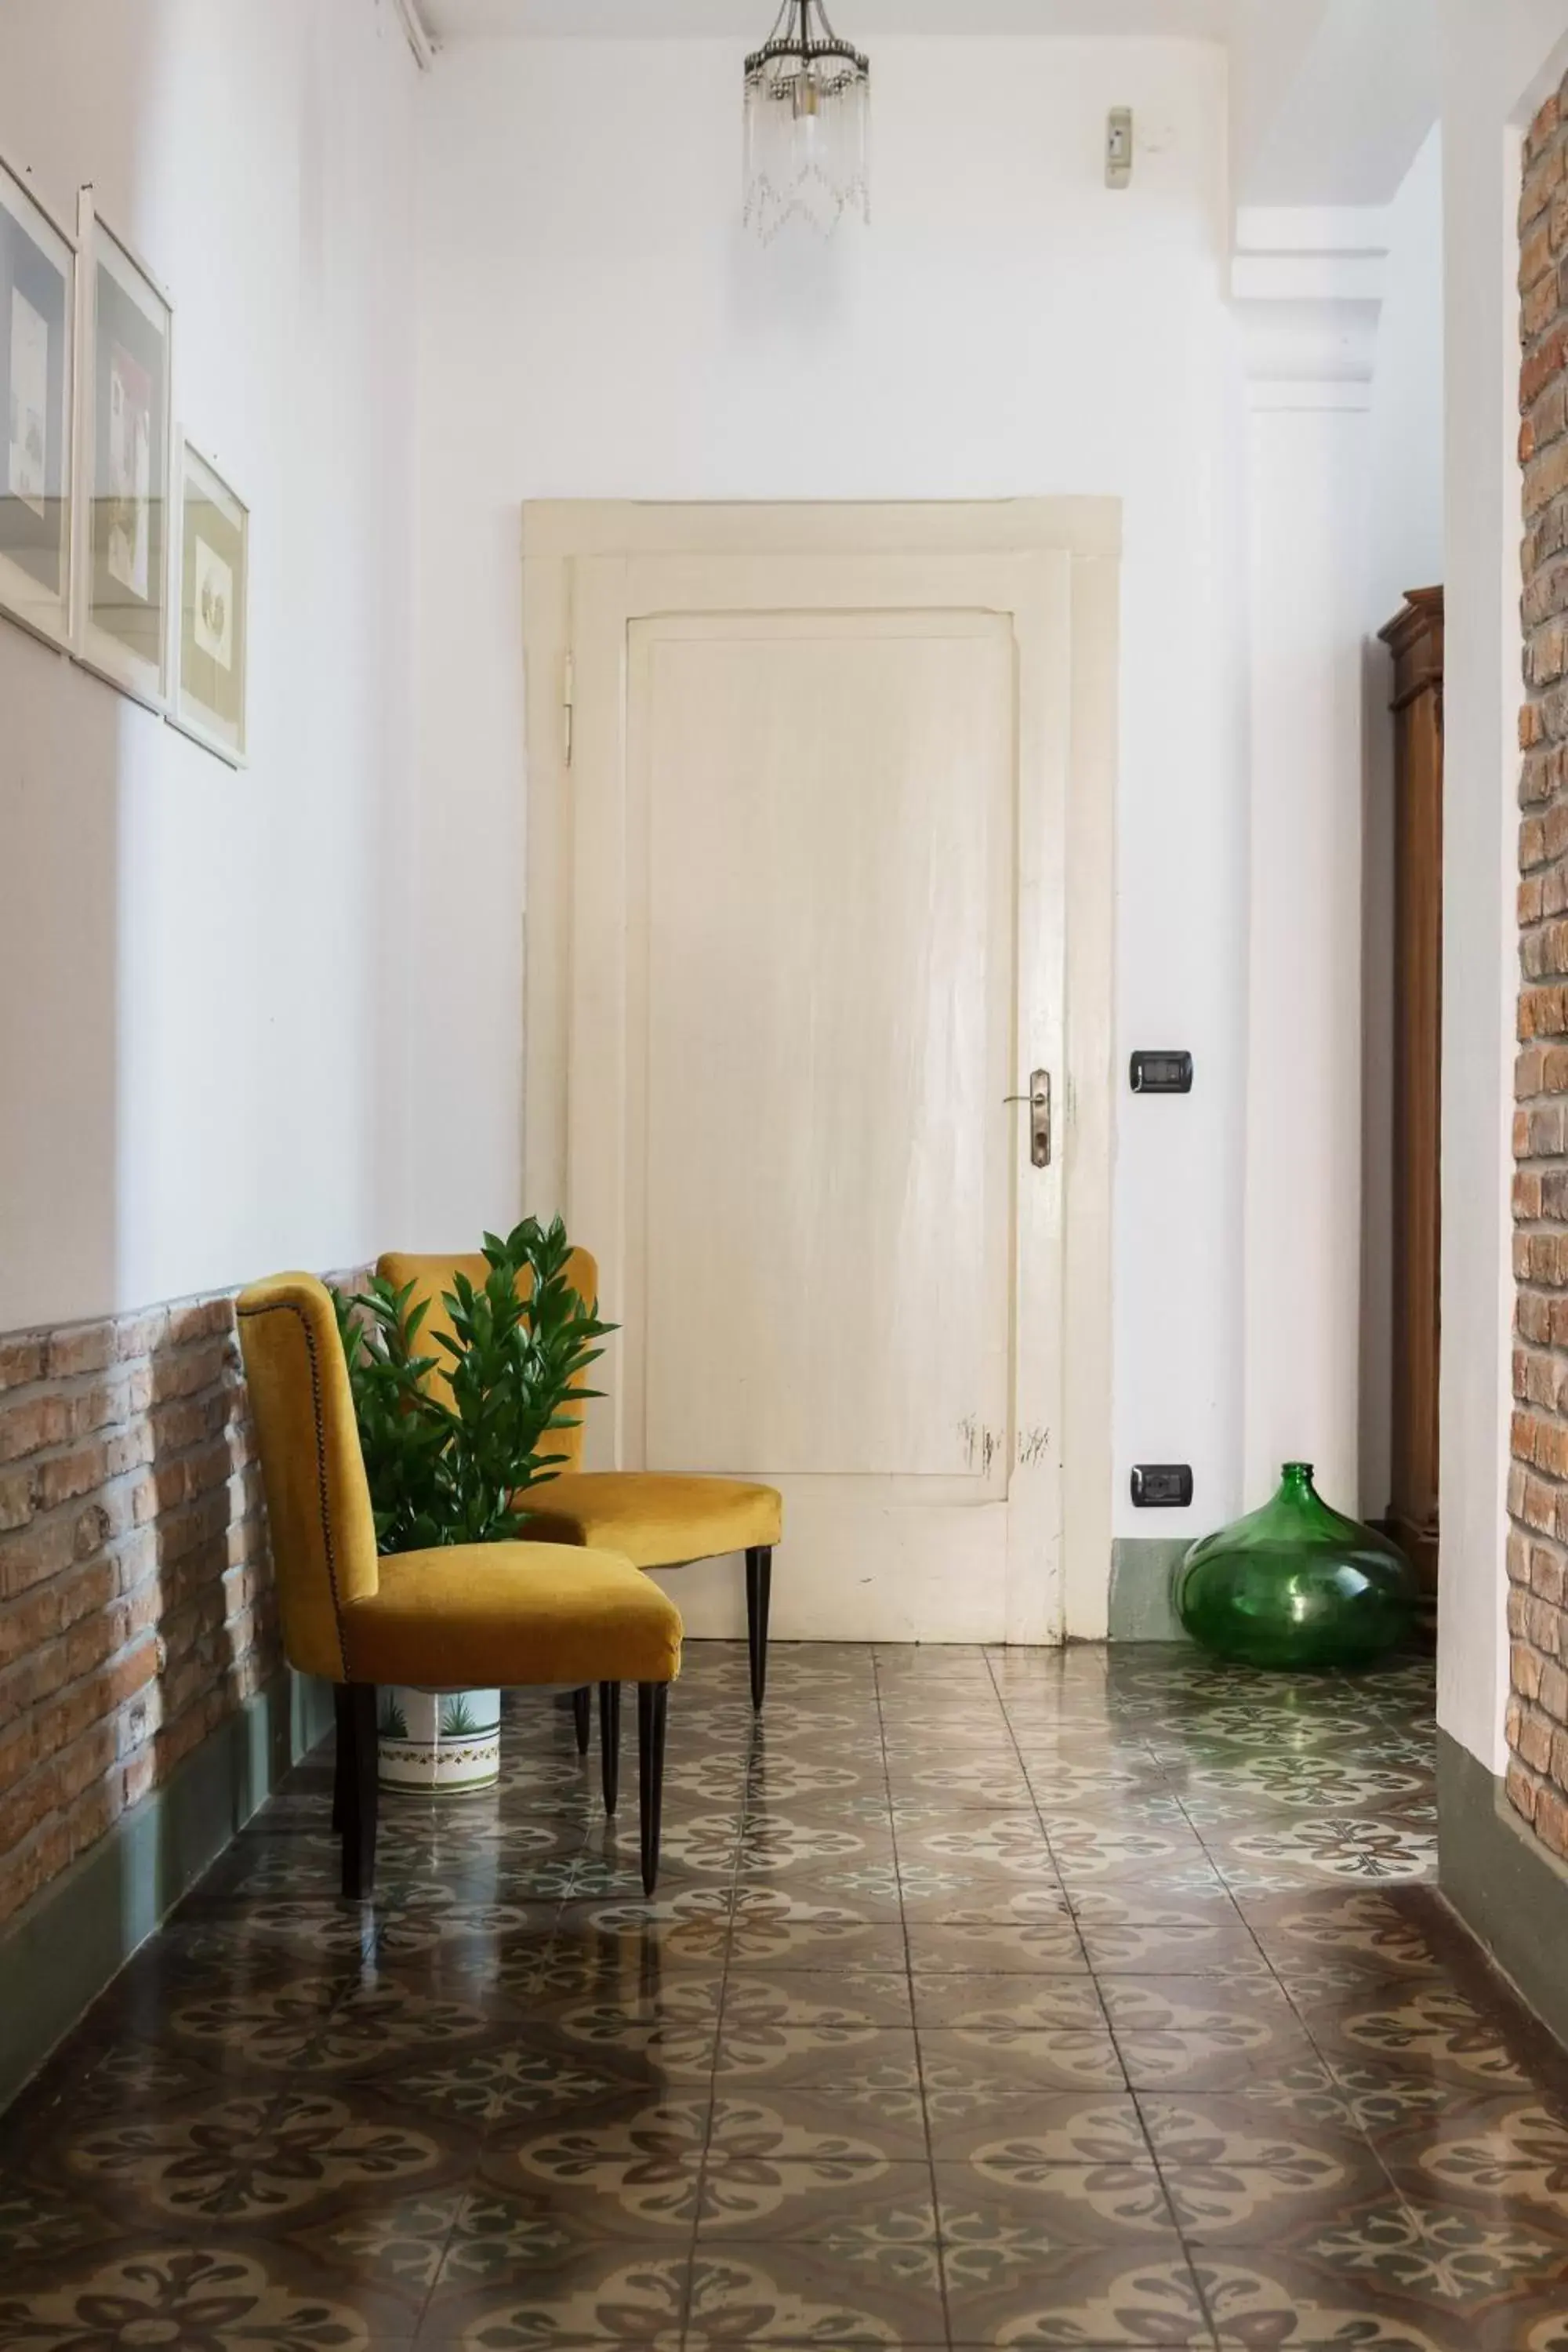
1176, 1462, 1419, 1672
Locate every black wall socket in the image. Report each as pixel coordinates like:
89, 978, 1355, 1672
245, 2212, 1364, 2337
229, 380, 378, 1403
1131, 1463, 1194, 1509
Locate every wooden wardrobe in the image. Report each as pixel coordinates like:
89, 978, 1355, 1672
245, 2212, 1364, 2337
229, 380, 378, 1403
1379, 586, 1443, 1599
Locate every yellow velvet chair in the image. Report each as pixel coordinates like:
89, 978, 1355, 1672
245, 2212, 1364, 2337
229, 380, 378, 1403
237, 1272, 683, 1898
378, 1249, 783, 1713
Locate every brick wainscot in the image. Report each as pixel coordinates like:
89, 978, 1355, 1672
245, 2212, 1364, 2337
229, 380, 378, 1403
0, 1294, 274, 1929
1509, 70, 1568, 1864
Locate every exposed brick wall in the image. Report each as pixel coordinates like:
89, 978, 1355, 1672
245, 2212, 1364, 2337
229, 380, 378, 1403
1510, 74, 1568, 1860
0, 1269, 335, 1934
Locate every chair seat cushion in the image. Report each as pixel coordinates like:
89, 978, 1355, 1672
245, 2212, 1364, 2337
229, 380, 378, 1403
339, 1541, 682, 1690
520, 1473, 783, 1568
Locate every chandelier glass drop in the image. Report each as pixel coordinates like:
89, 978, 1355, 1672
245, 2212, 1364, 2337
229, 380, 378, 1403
744, 0, 870, 243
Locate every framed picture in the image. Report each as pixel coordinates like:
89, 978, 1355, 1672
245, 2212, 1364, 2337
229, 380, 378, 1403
0, 154, 75, 649
74, 187, 171, 707
170, 436, 248, 765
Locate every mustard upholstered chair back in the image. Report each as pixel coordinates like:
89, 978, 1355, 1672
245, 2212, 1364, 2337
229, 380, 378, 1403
237, 1272, 380, 1682
376, 1248, 601, 1479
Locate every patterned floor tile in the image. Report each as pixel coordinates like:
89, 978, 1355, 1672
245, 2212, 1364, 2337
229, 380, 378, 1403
716, 2022, 916, 2088
918, 2028, 1128, 2096
896, 1873, 1075, 1923
942, 2239, 1213, 2349
1102, 1980, 1317, 2092
1077, 1915, 1267, 1977
1302, 1982, 1542, 2092
417, 2238, 691, 2345
684, 2241, 946, 2343
0, 1640, 1548, 2352
722, 1969, 915, 2032
0, 2237, 423, 2348
924, 2091, 1149, 2168
934, 2158, 1178, 2248
698, 2156, 937, 2241
910, 1976, 1106, 2032
709, 2077, 929, 2163
905, 1920, 1088, 1975
1136, 2071, 1382, 2176
1367, 2088, 1568, 2223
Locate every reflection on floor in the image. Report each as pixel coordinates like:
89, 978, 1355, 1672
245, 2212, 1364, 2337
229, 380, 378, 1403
0, 1642, 1564, 2348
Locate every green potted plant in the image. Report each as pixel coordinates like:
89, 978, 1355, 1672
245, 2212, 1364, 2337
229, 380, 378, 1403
331, 1216, 612, 1792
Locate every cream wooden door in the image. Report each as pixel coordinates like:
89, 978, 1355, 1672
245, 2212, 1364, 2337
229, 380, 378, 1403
524, 506, 1117, 1645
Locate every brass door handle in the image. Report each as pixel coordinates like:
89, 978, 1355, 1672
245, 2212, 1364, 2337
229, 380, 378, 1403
1004, 1071, 1052, 1167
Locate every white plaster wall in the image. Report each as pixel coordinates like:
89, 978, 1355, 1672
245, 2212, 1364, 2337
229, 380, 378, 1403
1240, 390, 1373, 1513
1359, 125, 1446, 1519
413, 36, 1250, 1567
1439, 0, 1568, 1772
1368, 130, 1446, 630
1235, 0, 1440, 212
0, 0, 419, 1330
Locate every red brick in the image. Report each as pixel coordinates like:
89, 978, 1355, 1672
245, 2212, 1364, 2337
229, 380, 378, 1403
0, 1468, 32, 1534
114, 1308, 169, 1363
1523, 139, 1566, 230
45, 1322, 116, 1380
0, 1392, 67, 1465
1525, 324, 1568, 408
165, 1297, 234, 1348
1519, 1708, 1554, 1772
0, 1338, 45, 1392
1537, 1784, 1568, 1860
0, 1511, 77, 1598
1529, 90, 1562, 165
1525, 216, 1556, 292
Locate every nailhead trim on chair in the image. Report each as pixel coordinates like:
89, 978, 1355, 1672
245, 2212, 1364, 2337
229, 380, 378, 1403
238, 1299, 350, 1679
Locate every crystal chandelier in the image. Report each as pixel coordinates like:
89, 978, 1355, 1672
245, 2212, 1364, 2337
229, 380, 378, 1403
743, 0, 870, 244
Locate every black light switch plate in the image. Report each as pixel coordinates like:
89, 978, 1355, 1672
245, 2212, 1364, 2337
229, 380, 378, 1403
1131, 1051, 1193, 1094
1131, 1463, 1193, 1509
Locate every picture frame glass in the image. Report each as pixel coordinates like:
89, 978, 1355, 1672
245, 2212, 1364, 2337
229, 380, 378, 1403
176, 441, 247, 761
0, 159, 74, 646
85, 210, 169, 695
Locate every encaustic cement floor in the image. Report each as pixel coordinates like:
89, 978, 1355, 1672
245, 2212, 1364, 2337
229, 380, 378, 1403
1, 1642, 1566, 2350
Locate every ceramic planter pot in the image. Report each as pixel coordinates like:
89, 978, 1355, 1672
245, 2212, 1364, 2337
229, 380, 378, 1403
377, 1686, 502, 1792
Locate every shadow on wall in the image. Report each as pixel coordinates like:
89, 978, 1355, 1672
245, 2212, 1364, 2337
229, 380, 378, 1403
0, 641, 128, 1327
0, 0, 158, 1334
0, 0, 422, 1334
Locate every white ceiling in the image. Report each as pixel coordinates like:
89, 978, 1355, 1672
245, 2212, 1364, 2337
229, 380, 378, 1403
420, 0, 1230, 39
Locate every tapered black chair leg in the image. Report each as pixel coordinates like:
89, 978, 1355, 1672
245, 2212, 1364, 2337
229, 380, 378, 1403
572, 1685, 592, 1755
746, 1546, 773, 1711
341, 1684, 379, 1901
332, 1684, 351, 1832
600, 1681, 622, 1815
637, 1682, 669, 1896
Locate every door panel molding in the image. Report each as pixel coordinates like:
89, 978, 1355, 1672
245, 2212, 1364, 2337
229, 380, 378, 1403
522, 501, 1118, 1643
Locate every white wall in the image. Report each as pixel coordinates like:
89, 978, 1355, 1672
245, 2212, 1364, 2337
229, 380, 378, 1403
1368, 130, 1446, 630
414, 35, 1250, 1558
0, 0, 419, 1330
1359, 125, 1446, 1518
1439, 0, 1568, 1772
1234, 0, 1441, 211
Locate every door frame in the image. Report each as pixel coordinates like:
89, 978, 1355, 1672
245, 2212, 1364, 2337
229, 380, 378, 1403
521, 499, 1119, 1642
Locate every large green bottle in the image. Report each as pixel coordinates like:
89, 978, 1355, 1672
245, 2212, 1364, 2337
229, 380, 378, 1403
1176, 1462, 1418, 1671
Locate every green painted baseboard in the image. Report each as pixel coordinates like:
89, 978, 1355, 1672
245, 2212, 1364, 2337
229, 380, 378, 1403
1438, 1726, 1568, 2050
0, 1669, 334, 2114
1109, 1537, 1192, 1642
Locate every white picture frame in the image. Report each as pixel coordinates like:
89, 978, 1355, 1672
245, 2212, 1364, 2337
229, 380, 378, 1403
73, 187, 172, 710
0, 153, 76, 652
169, 434, 248, 767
